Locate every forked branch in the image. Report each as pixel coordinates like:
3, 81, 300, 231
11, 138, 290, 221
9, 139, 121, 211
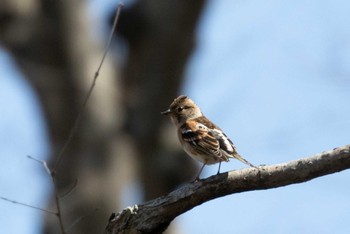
105, 144, 350, 234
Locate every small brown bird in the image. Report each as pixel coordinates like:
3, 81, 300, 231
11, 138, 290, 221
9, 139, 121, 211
162, 95, 256, 181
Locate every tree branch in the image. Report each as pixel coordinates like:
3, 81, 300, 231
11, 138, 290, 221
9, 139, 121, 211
105, 144, 350, 234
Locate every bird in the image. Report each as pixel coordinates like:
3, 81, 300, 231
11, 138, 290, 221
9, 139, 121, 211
161, 95, 256, 181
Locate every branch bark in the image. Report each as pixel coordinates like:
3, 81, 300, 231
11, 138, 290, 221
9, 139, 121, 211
105, 144, 350, 234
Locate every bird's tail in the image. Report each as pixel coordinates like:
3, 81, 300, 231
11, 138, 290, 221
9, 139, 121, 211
232, 153, 257, 168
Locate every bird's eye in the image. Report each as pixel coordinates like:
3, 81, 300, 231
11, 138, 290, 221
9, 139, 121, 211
177, 107, 183, 112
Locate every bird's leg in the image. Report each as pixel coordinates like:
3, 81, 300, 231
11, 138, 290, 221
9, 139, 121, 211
194, 163, 207, 182
216, 161, 222, 175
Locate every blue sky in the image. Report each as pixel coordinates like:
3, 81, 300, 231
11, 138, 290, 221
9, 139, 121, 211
181, 1, 350, 233
0, 52, 50, 233
1, 0, 350, 233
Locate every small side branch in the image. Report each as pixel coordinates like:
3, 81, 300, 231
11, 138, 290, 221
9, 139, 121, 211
27, 155, 51, 175
0, 197, 57, 215
106, 144, 350, 234
27, 154, 66, 234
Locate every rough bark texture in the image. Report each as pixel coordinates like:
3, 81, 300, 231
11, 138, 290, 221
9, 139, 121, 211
105, 144, 350, 234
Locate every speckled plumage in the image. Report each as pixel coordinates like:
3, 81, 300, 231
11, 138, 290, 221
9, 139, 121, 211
162, 95, 256, 180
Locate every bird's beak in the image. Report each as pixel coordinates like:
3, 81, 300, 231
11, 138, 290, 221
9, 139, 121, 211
161, 109, 172, 115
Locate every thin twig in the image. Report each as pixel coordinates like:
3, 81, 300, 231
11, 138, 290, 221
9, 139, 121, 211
96, 2, 124, 77
65, 208, 100, 233
53, 182, 66, 234
27, 155, 52, 175
27, 155, 66, 234
0, 196, 57, 215
53, 2, 124, 172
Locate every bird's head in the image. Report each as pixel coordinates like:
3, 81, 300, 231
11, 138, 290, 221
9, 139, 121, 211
161, 95, 202, 126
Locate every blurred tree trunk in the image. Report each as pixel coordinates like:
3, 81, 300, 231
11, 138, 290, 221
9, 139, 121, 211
116, 0, 206, 200
0, 0, 125, 233
0, 0, 205, 233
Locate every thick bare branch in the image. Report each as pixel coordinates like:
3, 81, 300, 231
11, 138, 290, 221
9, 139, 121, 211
105, 144, 350, 234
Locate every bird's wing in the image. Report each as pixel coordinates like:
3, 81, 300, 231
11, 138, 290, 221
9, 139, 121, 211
210, 129, 236, 155
181, 121, 223, 158
182, 118, 256, 167
211, 129, 256, 167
